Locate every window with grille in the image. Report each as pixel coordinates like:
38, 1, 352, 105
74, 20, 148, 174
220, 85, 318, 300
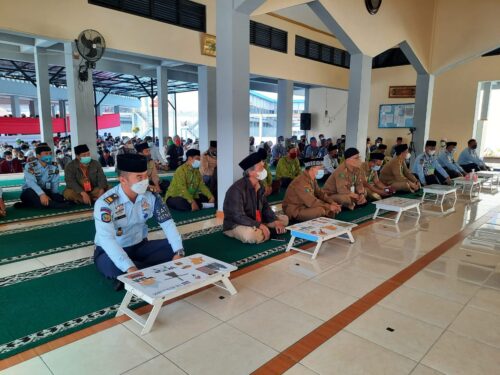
89, 0, 206, 32
295, 35, 349, 68
250, 21, 288, 53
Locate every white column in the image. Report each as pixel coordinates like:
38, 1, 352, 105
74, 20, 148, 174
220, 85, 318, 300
198, 66, 217, 152
64, 42, 97, 157
29, 99, 39, 117
304, 87, 310, 113
216, 0, 253, 211
156, 66, 169, 154
413, 73, 435, 154
277, 79, 293, 139
345, 53, 372, 158
34, 46, 54, 150
10, 95, 20, 117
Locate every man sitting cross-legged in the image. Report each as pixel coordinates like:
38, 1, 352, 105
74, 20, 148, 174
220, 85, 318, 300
223, 152, 288, 244
282, 158, 341, 222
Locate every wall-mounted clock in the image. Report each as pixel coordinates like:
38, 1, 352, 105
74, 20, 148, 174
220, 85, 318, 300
365, 0, 382, 15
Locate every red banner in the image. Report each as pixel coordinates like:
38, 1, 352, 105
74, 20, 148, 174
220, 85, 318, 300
0, 114, 120, 134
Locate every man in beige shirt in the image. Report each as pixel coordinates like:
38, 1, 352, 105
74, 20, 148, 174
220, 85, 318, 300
379, 144, 420, 192
323, 148, 367, 210
200, 140, 217, 185
282, 158, 341, 222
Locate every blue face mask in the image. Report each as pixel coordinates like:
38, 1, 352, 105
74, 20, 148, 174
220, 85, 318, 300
315, 169, 325, 180
371, 165, 381, 171
147, 142, 154, 148
192, 160, 201, 169
80, 156, 91, 165
40, 155, 52, 164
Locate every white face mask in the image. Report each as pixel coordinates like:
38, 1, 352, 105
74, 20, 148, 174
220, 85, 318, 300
256, 169, 268, 181
131, 179, 149, 195
405, 153, 411, 160
428, 150, 436, 156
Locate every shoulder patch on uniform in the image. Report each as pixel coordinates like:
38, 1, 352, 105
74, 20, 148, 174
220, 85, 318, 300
101, 212, 112, 223
104, 193, 119, 205
153, 193, 172, 223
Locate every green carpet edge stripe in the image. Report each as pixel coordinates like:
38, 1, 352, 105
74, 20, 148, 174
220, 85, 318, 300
0, 217, 220, 266
0, 207, 92, 224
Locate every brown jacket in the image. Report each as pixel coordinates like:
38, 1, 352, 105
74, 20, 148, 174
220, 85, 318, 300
64, 159, 107, 193
323, 162, 364, 195
282, 171, 333, 219
379, 156, 417, 185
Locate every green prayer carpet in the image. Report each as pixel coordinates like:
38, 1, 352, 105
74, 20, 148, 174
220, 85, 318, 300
0, 209, 217, 265
0, 231, 297, 359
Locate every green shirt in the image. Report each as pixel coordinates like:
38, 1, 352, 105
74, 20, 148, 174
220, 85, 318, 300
165, 163, 213, 203
276, 157, 301, 180
260, 162, 273, 188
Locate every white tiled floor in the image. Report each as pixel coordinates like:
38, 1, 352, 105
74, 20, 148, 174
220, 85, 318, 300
2, 194, 500, 375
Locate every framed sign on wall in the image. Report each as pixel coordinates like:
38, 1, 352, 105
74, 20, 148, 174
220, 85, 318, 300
379, 103, 415, 128
388, 86, 416, 98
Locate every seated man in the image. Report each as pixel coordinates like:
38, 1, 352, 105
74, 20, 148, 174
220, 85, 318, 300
135, 142, 169, 195
165, 149, 214, 211
64, 144, 108, 204
379, 144, 421, 192
276, 145, 301, 190
200, 140, 217, 187
56, 149, 72, 170
372, 143, 390, 165
323, 144, 339, 178
223, 152, 288, 244
370, 137, 383, 152
94, 154, 184, 289
283, 158, 341, 222
0, 150, 23, 173
361, 153, 393, 201
17, 144, 70, 209
412, 140, 451, 186
390, 137, 403, 157
438, 142, 465, 178
458, 139, 490, 172
99, 148, 115, 168
305, 137, 320, 158
144, 135, 167, 165
0, 187, 5, 217
323, 148, 367, 210
271, 136, 287, 167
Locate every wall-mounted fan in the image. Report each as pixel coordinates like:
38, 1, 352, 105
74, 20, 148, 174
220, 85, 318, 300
75, 29, 106, 81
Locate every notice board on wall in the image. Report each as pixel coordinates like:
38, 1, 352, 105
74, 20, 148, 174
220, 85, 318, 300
378, 103, 415, 128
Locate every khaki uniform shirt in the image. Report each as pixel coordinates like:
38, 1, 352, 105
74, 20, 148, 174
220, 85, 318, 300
147, 159, 160, 186
379, 157, 418, 185
282, 171, 333, 219
200, 151, 217, 177
323, 162, 364, 195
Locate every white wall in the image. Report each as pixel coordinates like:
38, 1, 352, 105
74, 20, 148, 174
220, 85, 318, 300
308, 87, 348, 139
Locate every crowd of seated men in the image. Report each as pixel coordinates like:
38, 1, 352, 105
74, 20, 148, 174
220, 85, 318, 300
0, 133, 494, 291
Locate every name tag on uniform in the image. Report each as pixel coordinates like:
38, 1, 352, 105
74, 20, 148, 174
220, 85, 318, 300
256, 210, 262, 223
45, 182, 51, 190
83, 180, 92, 192
350, 185, 355, 193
